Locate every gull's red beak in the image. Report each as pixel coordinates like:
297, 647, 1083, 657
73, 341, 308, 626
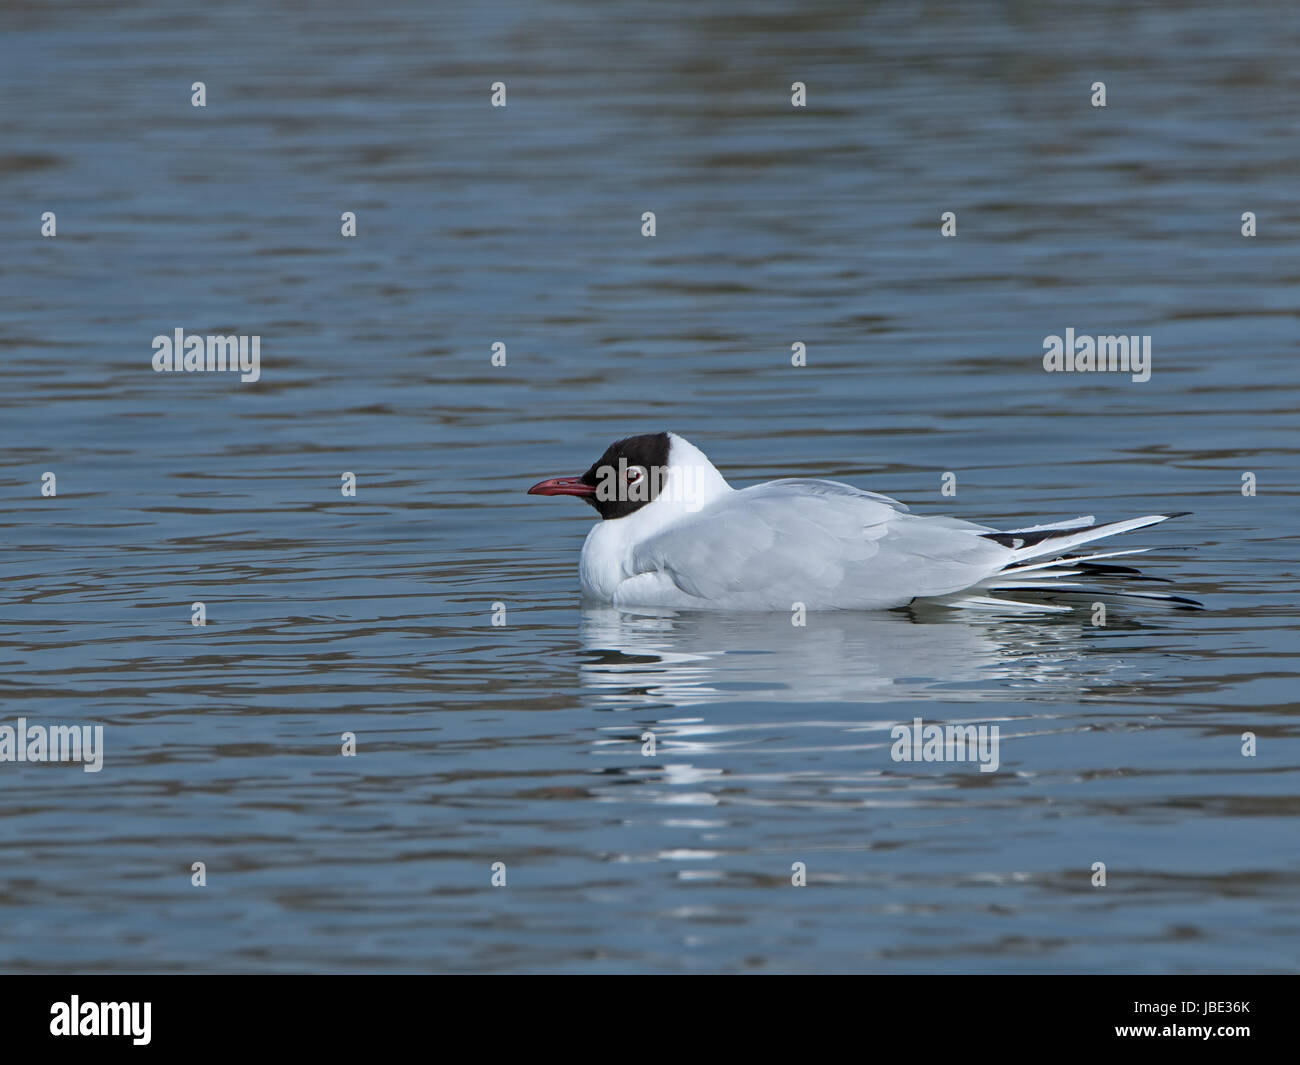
528, 475, 597, 498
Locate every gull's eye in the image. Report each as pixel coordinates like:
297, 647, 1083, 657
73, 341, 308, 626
626, 466, 646, 484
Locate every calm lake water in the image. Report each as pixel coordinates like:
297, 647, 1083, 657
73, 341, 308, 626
1, 1, 1297, 973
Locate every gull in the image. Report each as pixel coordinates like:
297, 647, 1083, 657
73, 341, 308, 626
527, 432, 1198, 612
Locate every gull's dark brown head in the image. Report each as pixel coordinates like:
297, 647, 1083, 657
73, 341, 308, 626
527, 432, 672, 520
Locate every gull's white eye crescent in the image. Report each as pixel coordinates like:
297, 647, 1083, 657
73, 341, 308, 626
626, 466, 646, 484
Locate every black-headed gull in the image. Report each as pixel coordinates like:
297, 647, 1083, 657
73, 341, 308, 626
528, 432, 1197, 612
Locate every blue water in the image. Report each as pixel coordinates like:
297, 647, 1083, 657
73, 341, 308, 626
1, 1, 1297, 973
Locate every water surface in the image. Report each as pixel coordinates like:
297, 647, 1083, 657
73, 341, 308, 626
1, 1, 1297, 973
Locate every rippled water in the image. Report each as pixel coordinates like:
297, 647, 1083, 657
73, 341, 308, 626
1, 1, 1298, 973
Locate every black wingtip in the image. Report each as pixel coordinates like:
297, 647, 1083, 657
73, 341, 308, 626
1109, 589, 1206, 609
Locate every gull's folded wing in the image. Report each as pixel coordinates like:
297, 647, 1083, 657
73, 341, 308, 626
627, 480, 1008, 610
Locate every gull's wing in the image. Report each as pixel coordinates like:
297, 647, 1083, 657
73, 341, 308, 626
625, 479, 1010, 610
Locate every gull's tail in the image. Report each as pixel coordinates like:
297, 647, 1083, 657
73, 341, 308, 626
938, 512, 1200, 613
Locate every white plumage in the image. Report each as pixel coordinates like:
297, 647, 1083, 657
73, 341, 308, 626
531, 433, 1194, 612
